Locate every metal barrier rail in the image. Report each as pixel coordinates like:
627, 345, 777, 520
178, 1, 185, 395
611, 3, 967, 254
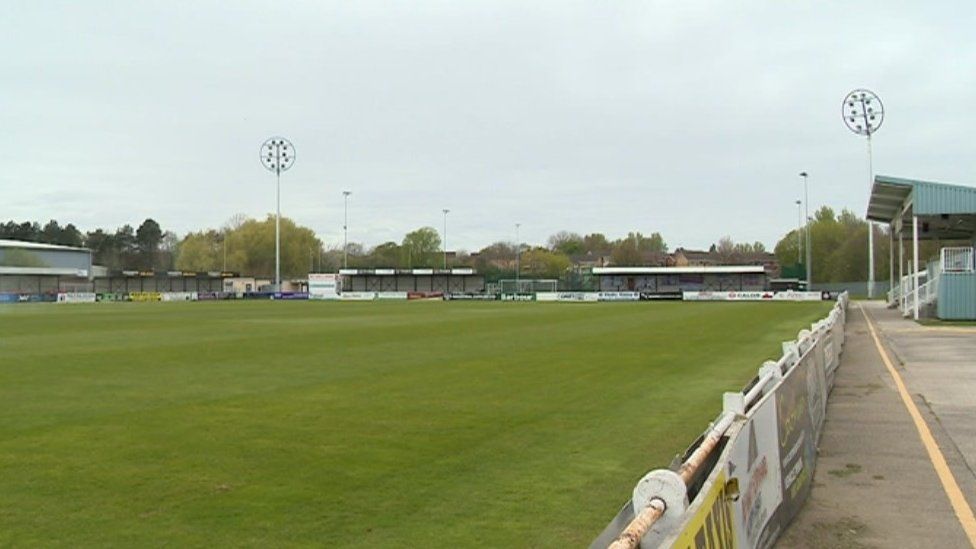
596, 292, 849, 549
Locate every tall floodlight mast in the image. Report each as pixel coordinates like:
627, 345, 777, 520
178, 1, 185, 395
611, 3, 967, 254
843, 89, 885, 298
343, 191, 352, 269
260, 137, 296, 292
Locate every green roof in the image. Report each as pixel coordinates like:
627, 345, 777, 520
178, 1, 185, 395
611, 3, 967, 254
867, 175, 976, 223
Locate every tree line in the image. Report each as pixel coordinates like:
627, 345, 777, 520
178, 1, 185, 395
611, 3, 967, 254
1, 219, 174, 271
772, 206, 960, 284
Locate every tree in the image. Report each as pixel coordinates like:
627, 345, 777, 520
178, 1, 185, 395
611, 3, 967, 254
521, 247, 571, 279
714, 236, 735, 262
176, 215, 323, 277
136, 218, 163, 270
547, 231, 584, 256
401, 227, 441, 268
582, 233, 611, 253
368, 242, 401, 268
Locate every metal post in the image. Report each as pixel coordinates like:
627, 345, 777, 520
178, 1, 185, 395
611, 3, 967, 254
275, 170, 281, 292
867, 134, 875, 298
913, 215, 919, 320
343, 191, 351, 269
888, 226, 894, 303
260, 137, 295, 293
443, 209, 450, 269
898, 231, 904, 312
222, 232, 227, 272
795, 200, 803, 266
800, 172, 812, 289
515, 223, 521, 293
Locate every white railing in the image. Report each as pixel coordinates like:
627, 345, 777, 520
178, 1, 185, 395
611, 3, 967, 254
941, 247, 975, 273
902, 271, 939, 317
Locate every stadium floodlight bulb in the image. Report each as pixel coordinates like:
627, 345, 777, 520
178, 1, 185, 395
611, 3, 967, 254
261, 137, 296, 174
842, 89, 884, 136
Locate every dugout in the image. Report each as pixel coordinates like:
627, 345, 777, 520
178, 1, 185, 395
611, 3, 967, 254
592, 266, 768, 296
339, 268, 485, 293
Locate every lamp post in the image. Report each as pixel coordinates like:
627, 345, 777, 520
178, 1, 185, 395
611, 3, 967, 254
343, 191, 351, 269
795, 199, 803, 265
799, 172, 811, 289
260, 137, 295, 292
515, 223, 521, 293
442, 209, 450, 269
843, 89, 885, 298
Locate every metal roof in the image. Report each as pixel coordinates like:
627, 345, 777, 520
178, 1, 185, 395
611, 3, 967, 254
592, 266, 765, 275
867, 175, 976, 223
0, 239, 90, 253
338, 268, 476, 276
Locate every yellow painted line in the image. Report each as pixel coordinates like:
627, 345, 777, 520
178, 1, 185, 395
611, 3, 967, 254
859, 304, 976, 547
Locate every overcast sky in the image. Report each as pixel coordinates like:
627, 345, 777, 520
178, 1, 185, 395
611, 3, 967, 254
3, 2, 975, 252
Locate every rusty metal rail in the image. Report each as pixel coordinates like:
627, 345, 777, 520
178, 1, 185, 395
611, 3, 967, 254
607, 411, 735, 549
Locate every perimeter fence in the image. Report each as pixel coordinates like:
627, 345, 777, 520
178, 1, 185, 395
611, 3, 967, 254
592, 292, 849, 549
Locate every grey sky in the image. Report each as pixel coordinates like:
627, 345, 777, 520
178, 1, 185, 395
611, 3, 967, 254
3, 2, 975, 252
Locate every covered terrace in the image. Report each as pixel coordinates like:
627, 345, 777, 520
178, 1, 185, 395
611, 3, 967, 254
866, 175, 976, 320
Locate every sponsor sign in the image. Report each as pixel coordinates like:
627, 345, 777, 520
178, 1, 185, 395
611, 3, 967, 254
597, 291, 640, 302
407, 291, 444, 300
684, 291, 775, 301
129, 292, 162, 302
499, 293, 536, 301
272, 292, 309, 300
670, 470, 737, 548
640, 292, 683, 301
545, 292, 599, 302
445, 293, 497, 301
729, 394, 783, 548
770, 291, 822, 302
160, 292, 197, 302
0, 293, 21, 303
376, 292, 409, 300
765, 354, 820, 531
340, 292, 377, 301
308, 273, 341, 300
684, 291, 825, 302
56, 292, 97, 304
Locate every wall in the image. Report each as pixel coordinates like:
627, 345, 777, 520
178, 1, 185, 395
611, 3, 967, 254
938, 273, 976, 320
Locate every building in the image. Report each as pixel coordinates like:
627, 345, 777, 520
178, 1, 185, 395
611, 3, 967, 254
867, 175, 976, 320
339, 268, 485, 294
592, 265, 768, 296
0, 239, 93, 293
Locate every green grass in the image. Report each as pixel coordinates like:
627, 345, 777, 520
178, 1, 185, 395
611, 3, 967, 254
0, 300, 830, 547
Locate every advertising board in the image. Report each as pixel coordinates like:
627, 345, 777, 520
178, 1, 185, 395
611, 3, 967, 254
728, 394, 782, 548
669, 470, 737, 548
340, 292, 377, 301
308, 273, 341, 300
376, 292, 409, 300
597, 292, 640, 302
445, 293, 497, 301
56, 292, 97, 303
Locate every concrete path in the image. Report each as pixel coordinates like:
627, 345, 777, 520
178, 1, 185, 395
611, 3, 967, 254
779, 301, 976, 548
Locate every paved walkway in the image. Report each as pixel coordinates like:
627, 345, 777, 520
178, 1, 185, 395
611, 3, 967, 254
779, 301, 976, 548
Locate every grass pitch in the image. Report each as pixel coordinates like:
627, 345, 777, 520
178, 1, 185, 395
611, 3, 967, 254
0, 300, 830, 547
